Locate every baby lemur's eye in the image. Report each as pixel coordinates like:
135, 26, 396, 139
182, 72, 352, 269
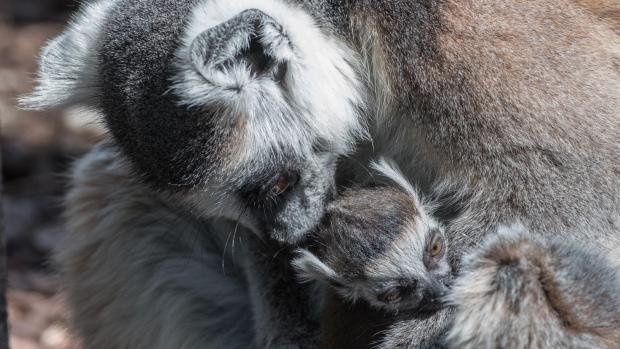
429, 232, 445, 258
378, 287, 402, 304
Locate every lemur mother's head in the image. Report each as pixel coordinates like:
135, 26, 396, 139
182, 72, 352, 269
23, 0, 366, 243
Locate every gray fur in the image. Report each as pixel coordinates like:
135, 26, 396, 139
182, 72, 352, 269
447, 228, 620, 349
19, 0, 115, 108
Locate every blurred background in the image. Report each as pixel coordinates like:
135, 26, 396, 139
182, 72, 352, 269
1, 1, 104, 348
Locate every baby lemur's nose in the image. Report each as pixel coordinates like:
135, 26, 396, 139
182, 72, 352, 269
424, 283, 448, 301
415, 281, 450, 312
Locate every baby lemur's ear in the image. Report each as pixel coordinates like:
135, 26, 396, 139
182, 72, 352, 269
371, 157, 422, 204
20, 0, 113, 109
292, 249, 340, 284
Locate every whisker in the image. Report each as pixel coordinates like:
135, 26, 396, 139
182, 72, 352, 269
221, 228, 233, 275
222, 198, 253, 274
272, 246, 287, 260
231, 201, 251, 264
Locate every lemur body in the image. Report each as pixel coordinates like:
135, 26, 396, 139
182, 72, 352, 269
293, 160, 451, 314
24, 0, 620, 348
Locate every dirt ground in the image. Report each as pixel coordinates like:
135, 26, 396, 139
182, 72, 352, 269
1, 5, 103, 348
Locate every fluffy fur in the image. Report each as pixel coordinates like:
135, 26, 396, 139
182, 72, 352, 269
23, 0, 367, 198
447, 228, 620, 349
24, 0, 370, 243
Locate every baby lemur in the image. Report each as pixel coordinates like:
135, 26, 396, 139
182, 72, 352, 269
293, 159, 452, 313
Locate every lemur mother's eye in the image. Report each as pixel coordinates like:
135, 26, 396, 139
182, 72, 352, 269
269, 171, 298, 197
271, 176, 290, 196
238, 170, 299, 205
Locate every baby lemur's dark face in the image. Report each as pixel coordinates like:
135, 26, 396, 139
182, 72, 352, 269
294, 172, 452, 313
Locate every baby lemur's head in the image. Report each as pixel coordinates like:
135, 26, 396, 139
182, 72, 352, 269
293, 160, 452, 313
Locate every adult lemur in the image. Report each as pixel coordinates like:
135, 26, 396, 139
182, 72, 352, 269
23, 0, 619, 348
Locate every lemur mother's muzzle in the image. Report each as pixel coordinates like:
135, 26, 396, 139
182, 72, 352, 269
258, 153, 339, 245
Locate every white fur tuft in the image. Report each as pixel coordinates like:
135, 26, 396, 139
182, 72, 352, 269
371, 157, 422, 206
20, 0, 116, 109
291, 249, 339, 283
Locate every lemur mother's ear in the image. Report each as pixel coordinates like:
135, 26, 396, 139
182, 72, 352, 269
20, 0, 114, 109
189, 9, 292, 91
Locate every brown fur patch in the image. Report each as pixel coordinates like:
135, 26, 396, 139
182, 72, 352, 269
576, 0, 620, 33
485, 237, 620, 346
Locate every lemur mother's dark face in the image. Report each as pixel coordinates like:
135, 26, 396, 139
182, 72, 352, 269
95, 0, 365, 243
